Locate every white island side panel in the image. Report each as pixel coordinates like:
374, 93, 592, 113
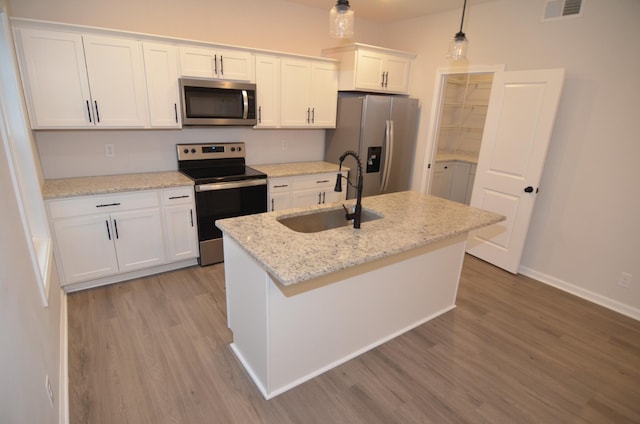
223, 234, 467, 399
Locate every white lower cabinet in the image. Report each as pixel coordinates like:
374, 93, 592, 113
48, 186, 198, 288
268, 172, 346, 212
431, 161, 477, 205
161, 187, 199, 262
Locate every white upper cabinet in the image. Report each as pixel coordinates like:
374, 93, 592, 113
322, 43, 415, 94
254, 54, 280, 128
15, 28, 94, 128
179, 46, 254, 81
15, 27, 149, 128
143, 42, 181, 128
280, 58, 337, 128
82, 35, 149, 127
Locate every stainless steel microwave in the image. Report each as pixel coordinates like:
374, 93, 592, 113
179, 78, 257, 126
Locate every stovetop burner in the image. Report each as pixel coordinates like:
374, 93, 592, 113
177, 142, 266, 184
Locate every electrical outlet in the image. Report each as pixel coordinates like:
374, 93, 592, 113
45, 375, 54, 407
618, 272, 632, 288
105, 143, 115, 157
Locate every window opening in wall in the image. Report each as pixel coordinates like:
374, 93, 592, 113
0, 10, 53, 306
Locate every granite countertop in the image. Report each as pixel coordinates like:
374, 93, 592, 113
251, 161, 347, 178
42, 171, 193, 199
216, 191, 504, 286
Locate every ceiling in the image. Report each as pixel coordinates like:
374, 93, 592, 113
283, 0, 497, 23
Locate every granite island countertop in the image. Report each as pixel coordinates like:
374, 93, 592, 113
42, 171, 193, 199
216, 191, 504, 286
251, 161, 347, 178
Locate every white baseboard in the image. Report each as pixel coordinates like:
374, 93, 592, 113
59, 289, 69, 424
519, 266, 640, 321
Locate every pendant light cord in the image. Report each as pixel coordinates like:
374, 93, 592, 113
458, 0, 467, 35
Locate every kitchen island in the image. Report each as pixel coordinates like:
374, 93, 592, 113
216, 191, 503, 399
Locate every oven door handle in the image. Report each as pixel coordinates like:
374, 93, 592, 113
196, 179, 267, 192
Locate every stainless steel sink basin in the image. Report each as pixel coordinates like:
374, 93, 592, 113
277, 207, 383, 233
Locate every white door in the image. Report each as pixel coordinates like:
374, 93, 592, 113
466, 68, 565, 273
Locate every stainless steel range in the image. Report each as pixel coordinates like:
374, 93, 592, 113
177, 142, 267, 266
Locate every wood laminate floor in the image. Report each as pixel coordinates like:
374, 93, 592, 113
68, 255, 640, 423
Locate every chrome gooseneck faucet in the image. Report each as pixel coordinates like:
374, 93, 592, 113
334, 150, 364, 229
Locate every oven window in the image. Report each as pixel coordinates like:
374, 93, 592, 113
185, 86, 244, 119
195, 184, 267, 241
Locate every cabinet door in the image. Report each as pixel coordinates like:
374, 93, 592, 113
164, 204, 198, 262
179, 46, 253, 81
218, 49, 254, 81
384, 55, 411, 94
83, 35, 149, 127
280, 59, 312, 127
431, 162, 453, 199
143, 42, 180, 128
179, 46, 216, 77
255, 55, 279, 128
354, 50, 386, 91
15, 28, 94, 128
291, 188, 323, 208
268, 177, 292, 211
450, 161, 471, 203
270, 192, 291, 211
52, 214, 119, 284
112, 209, 165, 272
310, 61, 338, 128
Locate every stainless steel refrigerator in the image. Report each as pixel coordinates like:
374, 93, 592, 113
325, 94, 419, 199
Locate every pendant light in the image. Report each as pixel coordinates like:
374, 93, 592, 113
447, 0, 469, 60
330, 0, 354, 38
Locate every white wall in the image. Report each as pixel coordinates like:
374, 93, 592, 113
384, 0, 640, 318
0, 2, 62, 423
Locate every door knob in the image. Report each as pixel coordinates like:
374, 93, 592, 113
524, 186, 534, 193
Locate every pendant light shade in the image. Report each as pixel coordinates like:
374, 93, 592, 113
447, 0, 469, 60
330, 0, 354, 38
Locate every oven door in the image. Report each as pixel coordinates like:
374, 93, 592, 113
194, 179, 267, 265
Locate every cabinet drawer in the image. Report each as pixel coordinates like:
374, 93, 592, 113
292, 173, 336, 190
268, 177, 292, 192
48, 190, 160, 219
161, 186, 194, 204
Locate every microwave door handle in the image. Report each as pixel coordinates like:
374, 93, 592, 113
242, 90, 249, 120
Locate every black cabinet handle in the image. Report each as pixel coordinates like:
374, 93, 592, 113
190, 209, 194, 227
96, 203, 121, 208
524, 186, 534, 193
86, 100, 92, 123
174, 103, 178, 123
169, 195, 189, 200
220, 56, 224, 75
271, 198, 275, 211
94, 101, 100, 123
214, 54, 218, 75
114, 219, 119, 239
105, 220, 111, 240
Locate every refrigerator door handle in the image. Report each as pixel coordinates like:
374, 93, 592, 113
381, 120, 394, 193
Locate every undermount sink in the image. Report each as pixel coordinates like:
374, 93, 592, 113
277, 207, 383, 233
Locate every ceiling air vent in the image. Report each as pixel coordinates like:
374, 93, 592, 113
542, 0, 583, 21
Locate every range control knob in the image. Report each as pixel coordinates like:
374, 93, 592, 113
191, 148, 196, 153
238, 146, 242, 151
231, 147, 236, 152
183, 148, 189, 154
